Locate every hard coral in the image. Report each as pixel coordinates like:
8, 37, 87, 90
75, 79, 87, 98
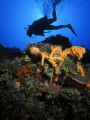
40, 52, 48, 66
29, 46, 40, 55
57, 46, 86, 62
50, 45, 62, 58
29, 45, 86, 81
68, 46, 86, 60
77, 63, 85, 77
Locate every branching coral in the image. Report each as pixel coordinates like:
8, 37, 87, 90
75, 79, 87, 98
69, 46, 86, 60
57, 46, 86, 62
77, 63, 85, 77
40, 52, 58, 81
29, 45, 86, 81
40, 52, 48, 66
50, 45, 62, 58
55, 46, 86, 77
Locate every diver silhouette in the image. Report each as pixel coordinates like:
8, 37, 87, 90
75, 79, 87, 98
26, 4, 77, 37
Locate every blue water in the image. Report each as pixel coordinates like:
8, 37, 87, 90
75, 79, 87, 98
0, 0, 90, 50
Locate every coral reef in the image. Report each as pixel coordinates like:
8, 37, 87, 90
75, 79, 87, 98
0, 37, 90, 120
29, 45, 86, 81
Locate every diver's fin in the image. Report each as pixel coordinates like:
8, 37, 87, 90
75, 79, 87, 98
68, 24, 77, 36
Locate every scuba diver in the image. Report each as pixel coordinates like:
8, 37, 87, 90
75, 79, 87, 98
26, 3, 77, 37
